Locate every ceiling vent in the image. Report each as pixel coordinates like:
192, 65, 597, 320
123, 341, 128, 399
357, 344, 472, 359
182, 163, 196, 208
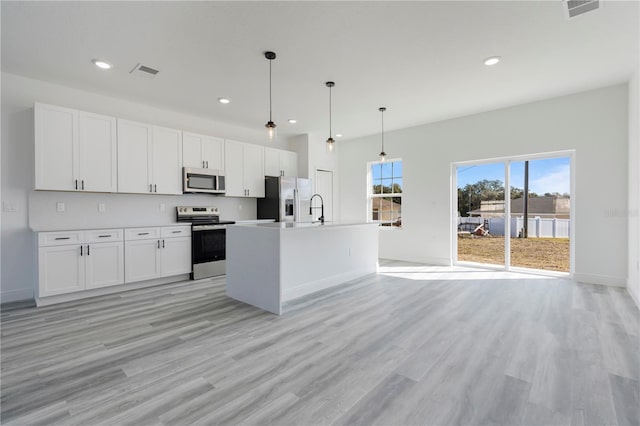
130, 63, 159, 79
563, 0, 602, 19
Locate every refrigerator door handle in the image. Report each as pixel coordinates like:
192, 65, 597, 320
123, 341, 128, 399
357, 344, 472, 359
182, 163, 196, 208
293, 188, 298, 222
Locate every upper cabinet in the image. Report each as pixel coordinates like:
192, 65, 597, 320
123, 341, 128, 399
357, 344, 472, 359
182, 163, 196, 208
35, 103, 117, 192
117, 120, 183, 195
264, 147, 298, 177
225, 140, 265, 198
183, 132, 224, 171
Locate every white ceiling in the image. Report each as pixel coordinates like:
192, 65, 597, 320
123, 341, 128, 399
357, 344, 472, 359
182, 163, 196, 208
2, 1, 638, 141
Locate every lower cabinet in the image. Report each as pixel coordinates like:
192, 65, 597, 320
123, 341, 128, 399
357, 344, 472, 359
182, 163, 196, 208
38, 226, 191, 299
38, 229, 124, 297
124, 226, 191, 284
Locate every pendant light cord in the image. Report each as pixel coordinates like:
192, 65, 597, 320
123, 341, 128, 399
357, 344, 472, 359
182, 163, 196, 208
269, 59, 273, 122
329, 85, 332, 138
381, 109, 385, 152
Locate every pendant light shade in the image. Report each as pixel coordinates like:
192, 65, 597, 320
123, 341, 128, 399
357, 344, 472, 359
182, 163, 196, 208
264, 51, 277, 142
326, 81, 335, 152
379, 107, 387, 161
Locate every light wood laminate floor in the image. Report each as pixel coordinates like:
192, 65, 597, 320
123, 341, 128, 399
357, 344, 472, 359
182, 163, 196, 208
1, 260, 639, 425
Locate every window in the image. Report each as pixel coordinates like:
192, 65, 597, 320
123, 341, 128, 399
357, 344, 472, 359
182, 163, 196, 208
368, 159, 402, 227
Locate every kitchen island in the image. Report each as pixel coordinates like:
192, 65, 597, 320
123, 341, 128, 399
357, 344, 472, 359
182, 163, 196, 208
226, 221, 379, 314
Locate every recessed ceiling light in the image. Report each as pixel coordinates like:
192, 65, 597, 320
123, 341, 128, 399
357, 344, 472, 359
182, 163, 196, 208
483, 56, 501, 66
92, 59, 112, 70
288, 119, 297, 124
218, 98, 230, 104
336, 134, 343, 138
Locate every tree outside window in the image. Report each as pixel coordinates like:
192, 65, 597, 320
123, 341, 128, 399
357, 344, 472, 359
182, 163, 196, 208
369, 160, 402, 227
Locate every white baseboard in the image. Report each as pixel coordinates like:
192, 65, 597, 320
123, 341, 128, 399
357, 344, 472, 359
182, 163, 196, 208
1, 288, 35, 304
35, 274, 190, 306
573, 273, 626, 287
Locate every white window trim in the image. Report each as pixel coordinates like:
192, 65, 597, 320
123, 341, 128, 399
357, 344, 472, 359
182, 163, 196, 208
367, 158, 403, 228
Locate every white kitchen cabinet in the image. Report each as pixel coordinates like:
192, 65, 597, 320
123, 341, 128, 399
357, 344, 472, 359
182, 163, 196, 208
35, 103, 117, 192
152, 126, 183, 195
183, 132, 224, 170
264, 147, 298, 177
224, 139, 265, 198
38, 229, 124, 297
117, 120, 182, 195
125, 226, 192, 284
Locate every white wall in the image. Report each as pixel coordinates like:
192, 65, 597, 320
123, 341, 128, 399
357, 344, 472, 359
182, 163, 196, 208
628, 67, 639, 307
340, 84, 629, 287
0, 72, 287, 303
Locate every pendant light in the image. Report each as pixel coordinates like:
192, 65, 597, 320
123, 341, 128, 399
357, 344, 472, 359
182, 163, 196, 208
326, 81, 335, 152
264, 51, 277, 142
379, 107, 387, 161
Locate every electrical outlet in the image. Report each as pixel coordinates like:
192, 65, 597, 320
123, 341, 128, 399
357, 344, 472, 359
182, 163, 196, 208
159, 203, 166, 212
56, 202, 65, 213
2, 201, 16, 212
98, 203, 106, 213
238, 204, 243, 211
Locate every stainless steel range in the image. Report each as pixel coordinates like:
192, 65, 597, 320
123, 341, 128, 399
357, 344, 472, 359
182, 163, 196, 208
176, 206, 235, 280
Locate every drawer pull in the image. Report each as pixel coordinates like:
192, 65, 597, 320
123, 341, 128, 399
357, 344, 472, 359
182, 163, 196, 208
98, 235, 112, 238
138, 232, 150, 236
171, 230, 182, 234
55, 237, 71, 240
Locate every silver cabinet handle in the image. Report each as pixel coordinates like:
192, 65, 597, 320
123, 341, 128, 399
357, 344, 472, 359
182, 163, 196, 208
206, 161, 209, 168
75, 179, 78, 190
98, 235, 111, 238
150, 184, 153, 193
157, 240, 160, 249
81, 180, 85, 190
138, 232, 149, 236
162, 239, 165, 248
203, 160, 206, 168
55, 237, 70, 240
154, 184, 157, 193
80, 245, 83, 256
171, 230, 181, 234
87, 245, 90, 256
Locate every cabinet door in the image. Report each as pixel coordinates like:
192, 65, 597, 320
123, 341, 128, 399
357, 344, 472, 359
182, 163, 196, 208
281, 150, 298, 177
152, 126, 183, 195
244, 144, 265, 198
202, 136, 224, 171
125, 239, 161, 283
38, 245, 84, 296
264, 147, 281, 177
117, 120, 152, 194
34, 103, 78, 191
160, 237, 192, 277
224, 140, 245, 197
182, 132, 204, 168
79, 112, 117, 192
85, 242, 124, 289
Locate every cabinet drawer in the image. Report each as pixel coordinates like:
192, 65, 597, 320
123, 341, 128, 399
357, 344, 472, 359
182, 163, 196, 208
85, 229, 123, 243
161, 226, 192, 238
39, 231, 84, 247
125, 227, 161, 241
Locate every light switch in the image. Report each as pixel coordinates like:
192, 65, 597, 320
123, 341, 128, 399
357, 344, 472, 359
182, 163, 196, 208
2, 201, 16, 212
56, 202, 65, 213
159, 203, 166, 212
98, 203, 106, 213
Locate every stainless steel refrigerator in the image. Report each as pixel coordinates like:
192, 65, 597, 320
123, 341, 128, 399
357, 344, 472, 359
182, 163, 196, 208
257, 176, 314, 222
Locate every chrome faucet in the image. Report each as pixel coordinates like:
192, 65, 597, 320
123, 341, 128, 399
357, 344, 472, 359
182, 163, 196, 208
309, 194, 325, 223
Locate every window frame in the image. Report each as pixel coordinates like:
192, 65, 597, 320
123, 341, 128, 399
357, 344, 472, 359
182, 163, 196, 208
367, 158, 403, 228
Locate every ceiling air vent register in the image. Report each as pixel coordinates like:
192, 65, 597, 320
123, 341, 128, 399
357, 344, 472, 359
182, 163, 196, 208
563, 0, 602, 19
130, 63, 160, 79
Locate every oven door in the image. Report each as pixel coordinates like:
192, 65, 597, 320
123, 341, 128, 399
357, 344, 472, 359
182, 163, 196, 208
191, 225, 227, 279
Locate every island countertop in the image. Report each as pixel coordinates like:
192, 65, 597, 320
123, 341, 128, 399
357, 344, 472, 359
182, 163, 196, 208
230, 221, 377, 230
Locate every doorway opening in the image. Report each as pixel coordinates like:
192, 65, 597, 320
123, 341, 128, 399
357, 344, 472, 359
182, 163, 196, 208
454, 152, 573, 274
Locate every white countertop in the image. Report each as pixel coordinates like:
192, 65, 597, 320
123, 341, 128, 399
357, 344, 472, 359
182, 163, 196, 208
230, 221, 377, 230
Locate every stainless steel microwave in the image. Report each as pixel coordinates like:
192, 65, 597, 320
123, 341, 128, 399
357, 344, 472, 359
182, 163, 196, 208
183, 168, 225, 194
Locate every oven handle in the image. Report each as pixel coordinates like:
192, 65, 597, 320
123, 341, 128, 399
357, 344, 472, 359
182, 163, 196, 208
192, 225, 228, 231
